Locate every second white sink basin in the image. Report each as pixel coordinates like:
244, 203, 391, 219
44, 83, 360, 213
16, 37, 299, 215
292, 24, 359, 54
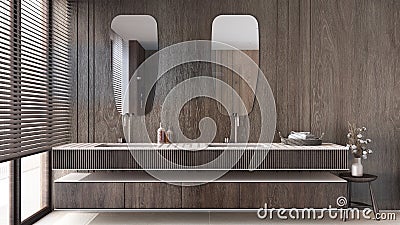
208, 143, 266, 148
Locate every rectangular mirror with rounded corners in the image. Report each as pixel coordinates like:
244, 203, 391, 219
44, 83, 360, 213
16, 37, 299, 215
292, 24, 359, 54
111, 15, 158, 116
212, 15, 260, 116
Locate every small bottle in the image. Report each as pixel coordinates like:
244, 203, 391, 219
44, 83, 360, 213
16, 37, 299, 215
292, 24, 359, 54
166, 128, 173, 143
157, 123, 165, 144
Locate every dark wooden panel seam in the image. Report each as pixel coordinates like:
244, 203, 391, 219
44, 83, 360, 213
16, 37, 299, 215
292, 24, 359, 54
77, 0, 90, 142
70, 0, 78, 142
88, 0, 95, 142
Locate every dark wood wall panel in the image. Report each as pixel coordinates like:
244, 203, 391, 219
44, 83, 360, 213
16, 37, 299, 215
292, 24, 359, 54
70, 0, 95, 142
70, 0, 400, 209
76, 0, 89, 142
88, 0, 95, 142
311, 0, 400, 209
288, 0, 311, 132
277, 0, 311, 137
93, 0, 124, 142
70, 0, 78, 142
276, 0, 289, 139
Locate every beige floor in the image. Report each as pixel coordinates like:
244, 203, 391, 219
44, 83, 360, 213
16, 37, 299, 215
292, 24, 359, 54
34, 211, 399, 225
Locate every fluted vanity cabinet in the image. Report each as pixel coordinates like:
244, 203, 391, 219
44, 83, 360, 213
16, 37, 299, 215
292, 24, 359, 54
124, 183, 182, 208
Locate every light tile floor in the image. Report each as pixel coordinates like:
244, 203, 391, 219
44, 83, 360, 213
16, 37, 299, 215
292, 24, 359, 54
34, 211, 399, 225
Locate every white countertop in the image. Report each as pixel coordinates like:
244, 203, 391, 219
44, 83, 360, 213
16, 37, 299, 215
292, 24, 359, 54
53, 143, 348, 151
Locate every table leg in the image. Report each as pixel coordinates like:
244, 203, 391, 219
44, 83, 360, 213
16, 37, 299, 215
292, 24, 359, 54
369, 182, 379, 221
343, 181, 352, 222
347, 182, 352, 208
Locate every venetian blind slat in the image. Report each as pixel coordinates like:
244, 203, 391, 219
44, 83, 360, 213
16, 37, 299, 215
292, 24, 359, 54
0, 0, 71, 162
111, 31, 124, 114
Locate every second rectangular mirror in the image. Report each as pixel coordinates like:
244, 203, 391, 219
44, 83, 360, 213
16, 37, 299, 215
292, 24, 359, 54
111, 15, 158, 116
212, 15, 259, 116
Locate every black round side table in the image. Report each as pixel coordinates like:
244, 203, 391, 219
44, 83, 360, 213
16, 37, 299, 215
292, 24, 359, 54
339, 173, 379, 220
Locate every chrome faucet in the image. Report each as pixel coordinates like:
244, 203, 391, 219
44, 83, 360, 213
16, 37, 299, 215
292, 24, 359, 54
122, 113, 131, 143
232, 113, 239, 143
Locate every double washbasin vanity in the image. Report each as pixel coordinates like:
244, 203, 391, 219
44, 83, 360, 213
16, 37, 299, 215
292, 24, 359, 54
53, 142, 349, 210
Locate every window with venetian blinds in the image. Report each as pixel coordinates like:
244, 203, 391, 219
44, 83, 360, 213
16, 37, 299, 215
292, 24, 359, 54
0, 0, 71, 162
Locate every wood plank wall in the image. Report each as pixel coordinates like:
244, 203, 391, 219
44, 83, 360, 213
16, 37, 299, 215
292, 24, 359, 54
69, 0, 400, 209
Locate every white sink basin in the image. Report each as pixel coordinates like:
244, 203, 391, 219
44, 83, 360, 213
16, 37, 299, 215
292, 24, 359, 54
208, 143, 266, 148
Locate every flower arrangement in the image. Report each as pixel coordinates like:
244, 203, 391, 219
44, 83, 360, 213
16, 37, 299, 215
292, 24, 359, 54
346, 122, 372, 159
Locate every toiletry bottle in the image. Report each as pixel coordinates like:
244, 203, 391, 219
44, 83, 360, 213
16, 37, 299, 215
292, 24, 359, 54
166, 128, 173, 143
157, 123, 165, 144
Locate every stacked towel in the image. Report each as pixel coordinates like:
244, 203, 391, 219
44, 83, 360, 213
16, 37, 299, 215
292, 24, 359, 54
288, 131, 316, 140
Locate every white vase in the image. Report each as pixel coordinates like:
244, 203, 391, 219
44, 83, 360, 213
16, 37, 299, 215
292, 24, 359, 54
351, 158, 363, 177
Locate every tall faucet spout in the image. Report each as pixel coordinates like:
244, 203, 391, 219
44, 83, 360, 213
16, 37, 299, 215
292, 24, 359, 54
232, 113, 239, 143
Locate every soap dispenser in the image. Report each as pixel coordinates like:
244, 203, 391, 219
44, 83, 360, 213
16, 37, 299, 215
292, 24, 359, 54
166, 128, 173, 143
157, 123, 165, 144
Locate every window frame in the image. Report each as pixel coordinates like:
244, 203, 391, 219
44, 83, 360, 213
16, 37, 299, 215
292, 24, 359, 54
20, 152, 52, 225
3, 0, 55, 224
0, 161, 11, 225
9, 152, 52, 225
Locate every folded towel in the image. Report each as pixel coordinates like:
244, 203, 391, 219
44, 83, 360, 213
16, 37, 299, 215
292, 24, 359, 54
288, 131, 316, 139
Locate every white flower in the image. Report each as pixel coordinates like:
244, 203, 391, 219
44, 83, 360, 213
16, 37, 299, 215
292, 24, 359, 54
368, 149, 373, 154
362, 127, 367, 131
359, 140, 365, 144
352, 145, 357, 149
357, 134, 363, 138
366, 139, 372, 143
363, 151, 367, 155
347, 133, 352, 138
362, 155, 367, 159
352, 149, 358, 154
